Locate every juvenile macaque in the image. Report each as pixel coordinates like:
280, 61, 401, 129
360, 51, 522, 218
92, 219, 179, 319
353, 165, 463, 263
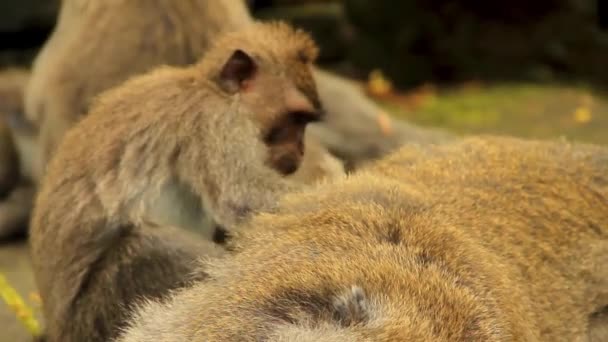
0, 68, 38, 238
119, 136, 607, 342
30, 22, 326, 342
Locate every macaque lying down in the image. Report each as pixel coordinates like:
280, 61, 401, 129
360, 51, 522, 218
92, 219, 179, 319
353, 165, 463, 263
120, 136, 608, 342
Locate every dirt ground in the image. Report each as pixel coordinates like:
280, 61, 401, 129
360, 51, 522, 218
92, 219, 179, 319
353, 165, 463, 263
1, 82, 607, 342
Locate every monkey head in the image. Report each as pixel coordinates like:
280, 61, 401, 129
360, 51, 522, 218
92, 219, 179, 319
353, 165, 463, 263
204, 21, 322, 175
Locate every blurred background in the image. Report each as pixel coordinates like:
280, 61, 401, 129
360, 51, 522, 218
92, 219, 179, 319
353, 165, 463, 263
1, 0, 607, 144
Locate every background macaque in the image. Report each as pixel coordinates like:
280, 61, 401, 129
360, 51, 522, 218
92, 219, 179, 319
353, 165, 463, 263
118, 136, 607, 342
30, 22, 330, 342
310, 69, 453, 170
24, 0, 253, 167
0, 68, 38, 239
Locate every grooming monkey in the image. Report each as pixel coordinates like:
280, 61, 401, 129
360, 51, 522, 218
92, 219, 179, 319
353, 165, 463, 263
119, 136, 607, 342
30, 22, 331, 342
4, 0, 343, 238
0, 68, 38, 238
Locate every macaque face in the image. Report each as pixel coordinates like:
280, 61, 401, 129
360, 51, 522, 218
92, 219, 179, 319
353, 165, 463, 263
218, 48, 322, 175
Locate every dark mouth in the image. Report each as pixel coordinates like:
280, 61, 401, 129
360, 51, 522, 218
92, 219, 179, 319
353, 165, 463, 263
275, 156, 299, 175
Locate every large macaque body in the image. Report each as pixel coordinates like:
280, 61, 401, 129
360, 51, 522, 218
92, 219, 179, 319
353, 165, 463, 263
119, 136, 607, 342
30, 22, 327, 342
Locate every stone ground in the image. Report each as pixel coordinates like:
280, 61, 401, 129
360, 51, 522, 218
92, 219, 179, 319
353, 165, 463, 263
1, 82, 607, 342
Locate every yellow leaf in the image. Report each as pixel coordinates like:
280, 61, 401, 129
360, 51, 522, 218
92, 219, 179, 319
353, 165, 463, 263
367, 69, 393, 97
29, 292, 42, 306
0, 273, 42, 337
573, 107, 592, 124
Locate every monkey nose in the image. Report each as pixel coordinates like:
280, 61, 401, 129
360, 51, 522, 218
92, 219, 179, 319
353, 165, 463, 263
276, 156, 299, 175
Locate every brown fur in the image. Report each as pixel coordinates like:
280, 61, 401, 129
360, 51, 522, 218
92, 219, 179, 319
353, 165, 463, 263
0, 68, 37, 238
119, 136, 607, 342
288, 132, 345, 185
29, 22, 328, 342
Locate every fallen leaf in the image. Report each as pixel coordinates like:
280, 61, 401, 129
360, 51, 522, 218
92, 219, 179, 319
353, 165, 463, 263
367, 69, 393, 97
0, 273, 42, 337
377, 111, 394, 136
573, 106, 592, 124
29, 292, 42, 306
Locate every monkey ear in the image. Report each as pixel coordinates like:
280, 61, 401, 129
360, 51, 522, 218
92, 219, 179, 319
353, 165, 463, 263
218, 49, 257, 93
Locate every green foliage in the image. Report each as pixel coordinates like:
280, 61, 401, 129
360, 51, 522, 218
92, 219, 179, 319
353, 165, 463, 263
344, 0, 608, 88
